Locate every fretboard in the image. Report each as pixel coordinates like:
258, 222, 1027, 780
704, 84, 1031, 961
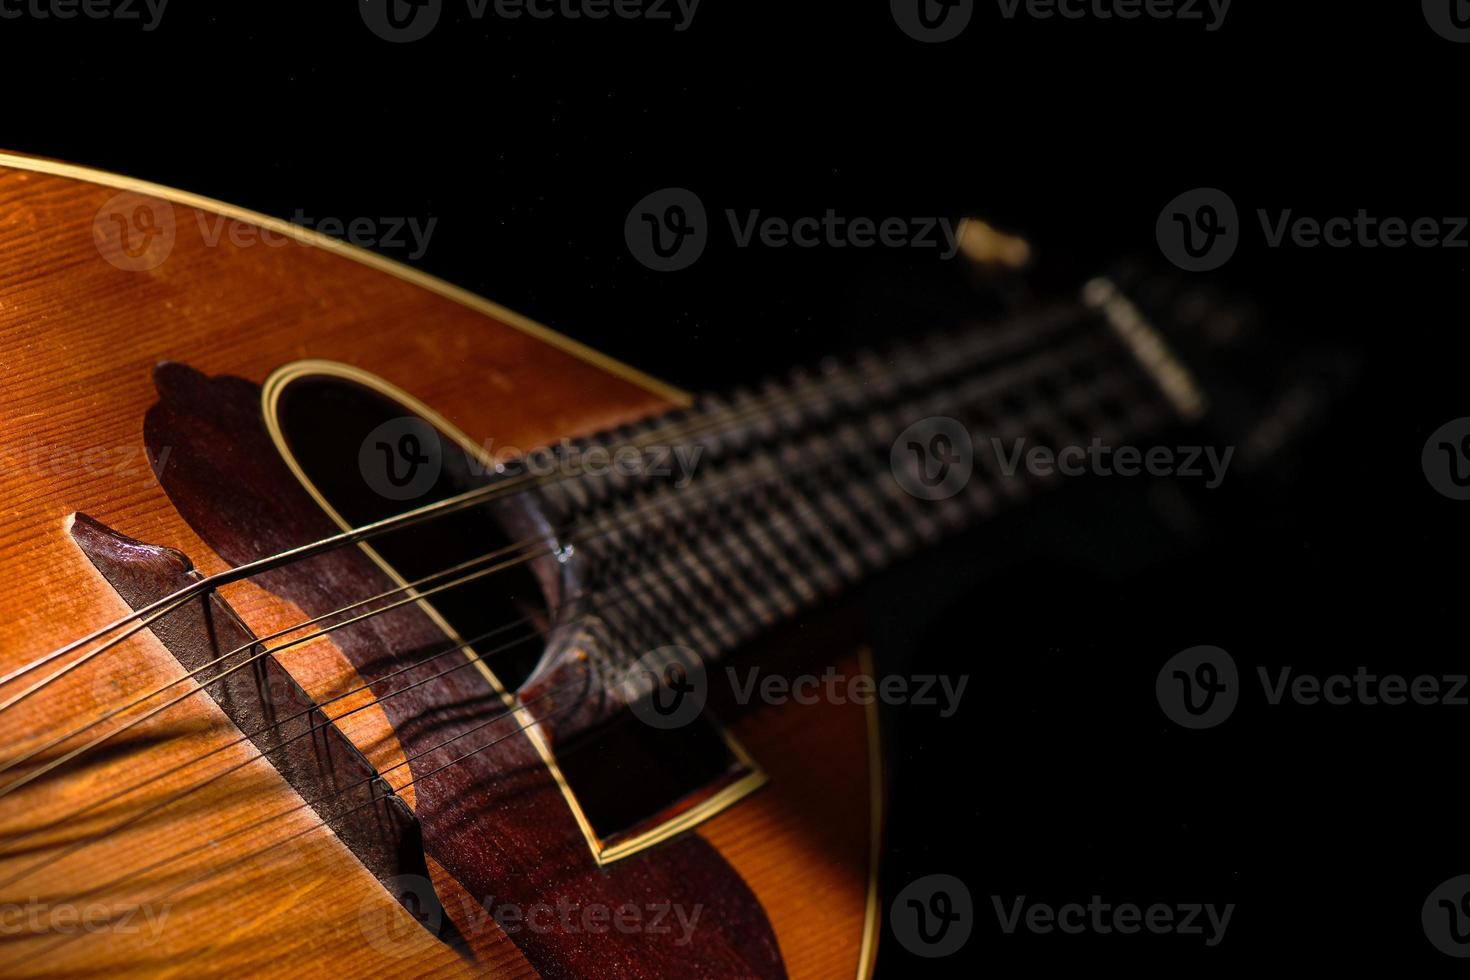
520, 279, 1198, 710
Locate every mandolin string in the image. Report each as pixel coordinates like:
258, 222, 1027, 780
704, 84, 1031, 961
0, 452, 824, 815
0, 303, 1092, 703
0, 543, 770, 889
0, 351, 1146, 922
0, 343, 1146, 905
22, 675, 592, 957
0, 351, 1160, 905
0, 545, 539, 783
1, 537, 776, 889
0, 475, 900, 887
0, 357, 980, 789
0, 305, 1106, 726
46, 675, 585, 911
0, 405, 999, 880
0, 548, 544, 796
0, 321, 1118, 784
0, 624, 544, 892
0, 329, 1152, 887
5, 348, 1164, 940
0, 328, 937, 695
0, 406, 975, 872
0, 349, 1051, 797
0, 329, 954, 705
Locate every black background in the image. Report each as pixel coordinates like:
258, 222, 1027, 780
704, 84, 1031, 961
4, 1, 1468, 973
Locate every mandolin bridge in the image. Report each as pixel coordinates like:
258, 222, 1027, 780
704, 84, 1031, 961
67, 513, 448, 938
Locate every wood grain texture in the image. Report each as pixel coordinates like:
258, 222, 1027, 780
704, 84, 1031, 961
0, 160, 877, 978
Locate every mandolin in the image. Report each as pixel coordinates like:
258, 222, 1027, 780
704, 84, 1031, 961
0, 152, 1329, 978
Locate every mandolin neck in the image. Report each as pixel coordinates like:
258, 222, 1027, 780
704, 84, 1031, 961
520, 280, 1197, 722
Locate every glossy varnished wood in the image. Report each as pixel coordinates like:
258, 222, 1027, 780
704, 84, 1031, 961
0, 160, 877, 978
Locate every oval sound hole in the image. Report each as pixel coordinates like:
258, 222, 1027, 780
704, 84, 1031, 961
269, 367, 765, 859
272, 376, 550, 692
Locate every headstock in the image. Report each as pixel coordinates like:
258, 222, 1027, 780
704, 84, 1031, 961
1101, 258, 1360, 482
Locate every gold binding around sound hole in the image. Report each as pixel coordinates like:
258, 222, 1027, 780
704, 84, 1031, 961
259, 358, 768, 867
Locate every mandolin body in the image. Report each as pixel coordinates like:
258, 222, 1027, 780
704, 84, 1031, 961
0, 157, 880, 979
